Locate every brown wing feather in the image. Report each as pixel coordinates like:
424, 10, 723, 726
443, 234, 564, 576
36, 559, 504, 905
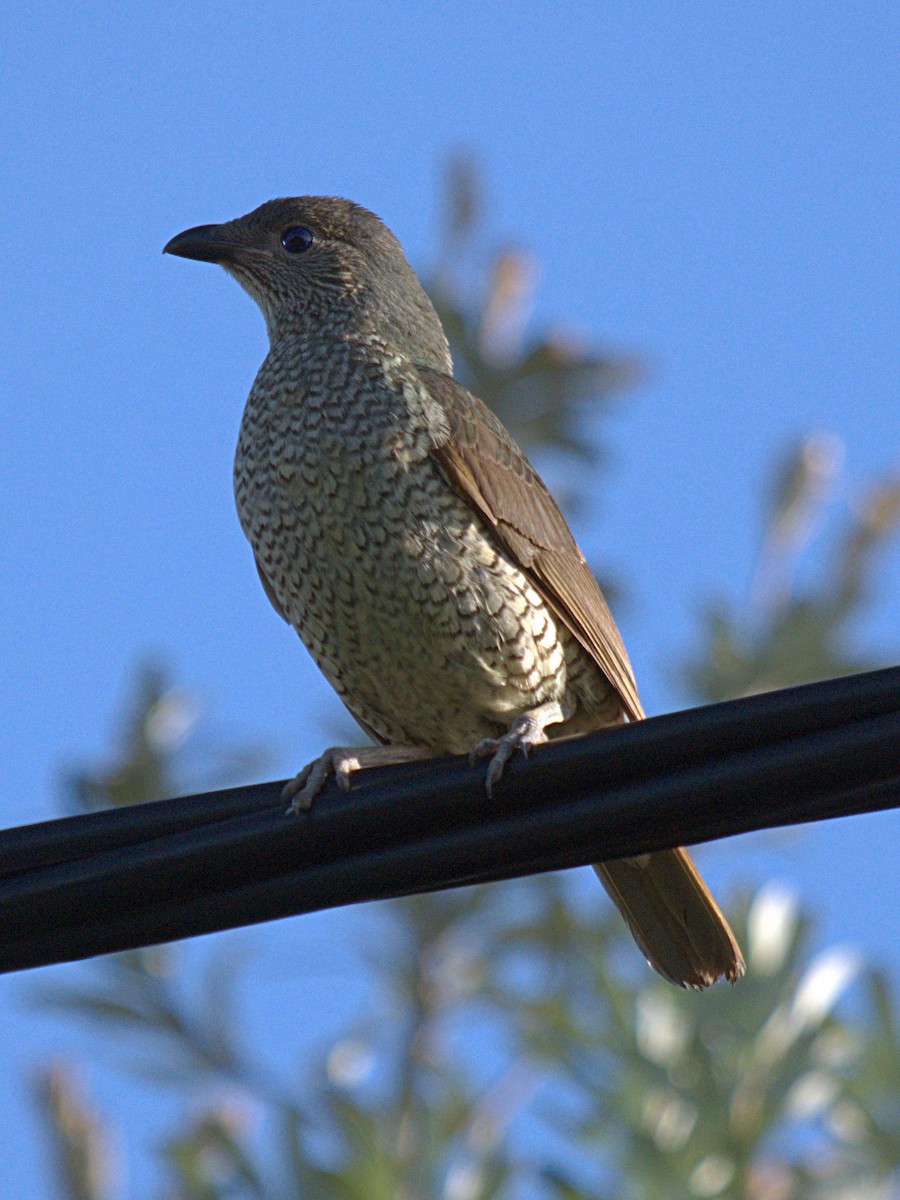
420, 368, 644, 722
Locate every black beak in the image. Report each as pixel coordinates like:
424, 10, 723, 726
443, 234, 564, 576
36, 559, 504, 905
163, 223, 246, 265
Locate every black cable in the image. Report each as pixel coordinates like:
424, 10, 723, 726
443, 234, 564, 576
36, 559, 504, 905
0, 666, 897, 974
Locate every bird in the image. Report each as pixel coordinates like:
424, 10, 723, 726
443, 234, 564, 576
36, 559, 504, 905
164, 197, 744, 989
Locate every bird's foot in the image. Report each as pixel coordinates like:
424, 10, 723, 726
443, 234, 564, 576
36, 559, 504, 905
282, 744, 433, 814
469, 698, 572, 796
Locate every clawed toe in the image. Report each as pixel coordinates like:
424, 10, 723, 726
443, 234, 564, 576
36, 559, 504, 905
484, 737, 520, 796
281, 760, 323, 814
282, 748, 361, 814
282, 744, 433, 815
468, 701, 572, 796
468, 737, 498, 767
469, 724, 538, 797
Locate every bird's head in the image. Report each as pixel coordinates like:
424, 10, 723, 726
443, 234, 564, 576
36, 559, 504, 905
164, 196, 451, 371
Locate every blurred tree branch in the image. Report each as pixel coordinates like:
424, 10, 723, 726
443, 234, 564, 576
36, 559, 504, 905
33, 1064, 113, 1200
425, 153, 642, 477
684, 435, 899, 703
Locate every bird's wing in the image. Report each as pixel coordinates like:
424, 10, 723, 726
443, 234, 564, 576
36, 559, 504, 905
420, 368, 644, 722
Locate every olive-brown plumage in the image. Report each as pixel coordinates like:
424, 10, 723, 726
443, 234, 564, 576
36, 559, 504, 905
164, 197, 743, 988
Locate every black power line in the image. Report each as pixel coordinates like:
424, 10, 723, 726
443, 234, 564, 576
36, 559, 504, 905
0, 666, 897, 974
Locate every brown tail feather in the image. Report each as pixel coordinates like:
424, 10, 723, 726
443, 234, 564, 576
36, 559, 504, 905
594, 847, 744, 988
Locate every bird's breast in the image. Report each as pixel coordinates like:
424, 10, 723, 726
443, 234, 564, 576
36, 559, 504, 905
231, 356, 596, 750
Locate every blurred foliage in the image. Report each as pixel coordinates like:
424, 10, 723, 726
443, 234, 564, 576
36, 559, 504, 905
28, 159, 899, 1199
425, 153, 642, 480
64, 663, 269, 814
683, 434, 899, 703
496, 883, 884, 1200
33, 1065, 112, 1200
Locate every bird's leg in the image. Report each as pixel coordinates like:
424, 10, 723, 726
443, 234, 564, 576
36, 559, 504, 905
282, 744, 434, 814
469, 696, 575, 796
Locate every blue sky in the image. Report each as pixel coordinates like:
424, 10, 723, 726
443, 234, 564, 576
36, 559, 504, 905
1, 4, 897, 1194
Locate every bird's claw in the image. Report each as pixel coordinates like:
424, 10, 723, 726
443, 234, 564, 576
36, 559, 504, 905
282, 748, 362, 814
281, 744, 433, 814
469, 713, 548, 796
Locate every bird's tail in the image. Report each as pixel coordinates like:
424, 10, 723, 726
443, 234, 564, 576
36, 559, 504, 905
594, 847, 744, 988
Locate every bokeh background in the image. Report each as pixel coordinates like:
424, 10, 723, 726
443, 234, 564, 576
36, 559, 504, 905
1, 4, 897, 1197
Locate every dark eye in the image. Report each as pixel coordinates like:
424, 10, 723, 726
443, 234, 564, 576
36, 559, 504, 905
281, 226, 314, 253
